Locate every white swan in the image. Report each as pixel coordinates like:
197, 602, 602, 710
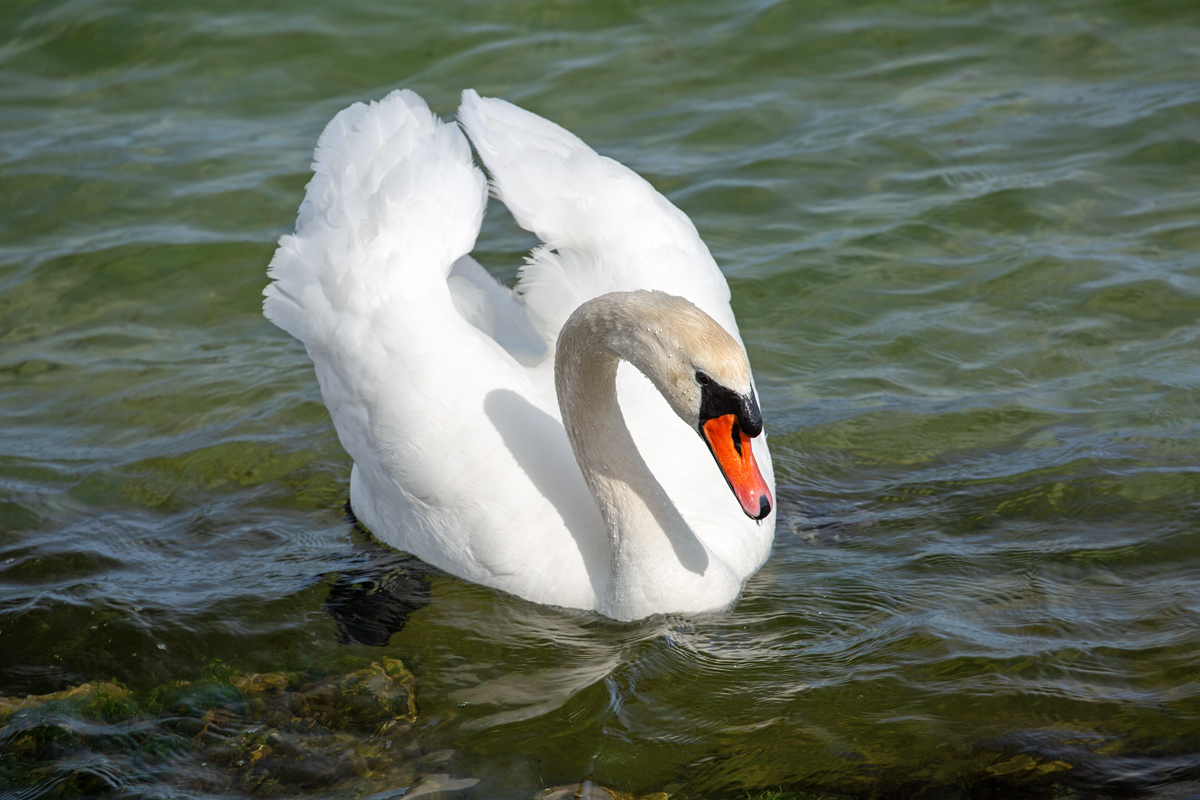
264, 89, 775, 621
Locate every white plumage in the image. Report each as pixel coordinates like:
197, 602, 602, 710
265, 89, 774, 621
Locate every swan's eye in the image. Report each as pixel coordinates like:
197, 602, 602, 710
695, 371, 712, 386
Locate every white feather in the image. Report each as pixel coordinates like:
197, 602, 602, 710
264, 89, 775, 619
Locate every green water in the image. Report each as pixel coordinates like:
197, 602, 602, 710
2, 0, 1199, 797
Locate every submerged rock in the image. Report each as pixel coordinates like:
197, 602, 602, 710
0, 680, 134, 720
0, 658, 470, 799
228, 657, 417, 735
533, 780, 668, 800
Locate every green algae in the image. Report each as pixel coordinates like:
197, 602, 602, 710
0, 658, 454, 799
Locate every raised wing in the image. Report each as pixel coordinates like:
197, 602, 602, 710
265, 89, 487, 376
264, 91, 605, 602
458, 91, 773, 579
457, 90, 739, 345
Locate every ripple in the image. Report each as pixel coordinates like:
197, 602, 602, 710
2, 0, 1199, 796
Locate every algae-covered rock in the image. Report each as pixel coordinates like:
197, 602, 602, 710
0, 681, 139, 796
533, 780, 668, 800
0, 658, 464, 799
224, 657, 416, 736
230, 671, 293, 699
0, 680, 133, 721
202, 659, 421, 795
294, 658, 417, 733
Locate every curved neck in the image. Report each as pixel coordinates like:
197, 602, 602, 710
555, 295, 709, 619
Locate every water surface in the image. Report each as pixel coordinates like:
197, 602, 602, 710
2, 0, 1199, 797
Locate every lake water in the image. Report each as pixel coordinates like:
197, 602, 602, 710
2, 0, 1199, 797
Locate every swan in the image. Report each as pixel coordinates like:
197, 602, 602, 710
264, 89, 775, 621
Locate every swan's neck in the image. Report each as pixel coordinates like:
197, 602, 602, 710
555, 295, 711, 619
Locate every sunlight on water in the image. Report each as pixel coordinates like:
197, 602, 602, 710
2, 0, 1199, 798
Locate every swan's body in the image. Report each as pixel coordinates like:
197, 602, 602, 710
264, 89, 775, 621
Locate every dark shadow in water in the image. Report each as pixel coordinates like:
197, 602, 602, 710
321, 504, 435, 646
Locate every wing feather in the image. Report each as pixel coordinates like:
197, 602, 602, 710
264, 87, 492, 505
263, 90, 605, 606
457, 90, 738, 344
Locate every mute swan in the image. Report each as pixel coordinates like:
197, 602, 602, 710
264, 89, 775, 621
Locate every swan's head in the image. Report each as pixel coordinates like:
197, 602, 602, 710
607, 291, 774, 521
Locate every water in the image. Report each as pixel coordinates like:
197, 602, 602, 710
2, 0, 1199, 797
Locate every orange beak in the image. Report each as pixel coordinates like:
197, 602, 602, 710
701, 414, 773, 520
